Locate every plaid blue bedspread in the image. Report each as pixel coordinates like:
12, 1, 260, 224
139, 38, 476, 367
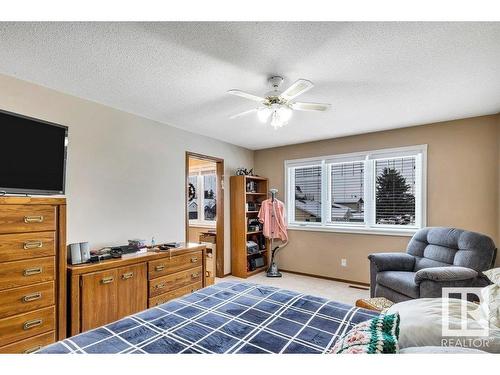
39, 281, 377, 354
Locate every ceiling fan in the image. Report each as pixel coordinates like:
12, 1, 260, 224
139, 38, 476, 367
227, 76, 330, 129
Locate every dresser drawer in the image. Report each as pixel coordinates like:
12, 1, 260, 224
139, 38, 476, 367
0, 330, 55, 354
149, 266, 202, 297
148, 282, 202, 307
0, 281, 55, 319
0, 232, 56, 262
0, 257, 55, 291
148, 250, 202, 279
0, 205, 56, 234
0, 306, 55, 346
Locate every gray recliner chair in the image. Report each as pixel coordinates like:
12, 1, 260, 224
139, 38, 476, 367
368, 227, 497, 303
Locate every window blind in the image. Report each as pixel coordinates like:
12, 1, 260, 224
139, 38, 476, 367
294, 165, 322, 222
330, 162, 364, 223
375, 157, 416, 225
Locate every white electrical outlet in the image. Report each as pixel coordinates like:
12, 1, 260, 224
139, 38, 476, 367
341, 258, 347, 267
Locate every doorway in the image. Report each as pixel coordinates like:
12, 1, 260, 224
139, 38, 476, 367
185, 152, 224, 278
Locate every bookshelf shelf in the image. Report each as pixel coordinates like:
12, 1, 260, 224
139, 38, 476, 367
246, 266, 267, 276
247, 249, 267, 256
246, 230, 262, 235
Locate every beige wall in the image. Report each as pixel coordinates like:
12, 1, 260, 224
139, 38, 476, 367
255, 115, 500, 283
0, 73, 253, 275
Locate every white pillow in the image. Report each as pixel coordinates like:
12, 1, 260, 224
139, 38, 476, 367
481, 267, 500, 328
387, 298, 500, 353
483, 267, 500, 286
480, 284, 500, 328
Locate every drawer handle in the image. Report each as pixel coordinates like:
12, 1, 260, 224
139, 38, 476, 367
154, 283, 165, 290
23, 319, 43, 330
155, 265, 165, 272
191, 273, 200, 279
24, 216, 44, 223
101, 276, 114, 284
24, 346, 42, 354
23, 267, 42, 276
121, 272, 134, 280
23, 241, 43, 250
191, 257, 198, 263
22, 292, 42, 302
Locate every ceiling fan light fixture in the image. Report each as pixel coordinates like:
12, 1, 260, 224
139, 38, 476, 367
270, 111, 282, 129
227, 76, 330, 128
257, 106, 271, 123
269, 104, 292, 129
277, 105, 292, 123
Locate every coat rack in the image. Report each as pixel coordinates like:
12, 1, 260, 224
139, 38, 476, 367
267, 188, 285, 277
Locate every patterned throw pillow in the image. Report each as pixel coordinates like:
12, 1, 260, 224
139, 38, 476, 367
483, 268, 500, 286
330, 313, 400, 354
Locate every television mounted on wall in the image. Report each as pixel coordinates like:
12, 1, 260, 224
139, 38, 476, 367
0, 109, 68, 195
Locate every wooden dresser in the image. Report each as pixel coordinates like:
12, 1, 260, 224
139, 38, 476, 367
0, 197, 66, 353
68, 243, 206, 335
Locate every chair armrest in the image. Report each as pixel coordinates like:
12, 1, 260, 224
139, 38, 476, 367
368, 252, 415, 272
414, 266, 478, 285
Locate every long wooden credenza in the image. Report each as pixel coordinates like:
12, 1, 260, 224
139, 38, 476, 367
67, 243, 206, 336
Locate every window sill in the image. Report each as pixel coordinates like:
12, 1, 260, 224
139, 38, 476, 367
287, 224, 418, 237
188, 222, 216, 229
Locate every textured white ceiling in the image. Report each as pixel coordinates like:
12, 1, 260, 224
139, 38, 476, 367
0, 22, 499, 150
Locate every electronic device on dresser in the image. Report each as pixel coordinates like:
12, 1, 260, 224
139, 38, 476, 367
68, 242, 91, 265
0, 197, 67, 353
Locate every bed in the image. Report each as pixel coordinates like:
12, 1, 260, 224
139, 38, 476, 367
38, 281, 377, 354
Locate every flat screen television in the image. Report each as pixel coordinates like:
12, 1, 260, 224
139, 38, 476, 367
0, 109, 68, 195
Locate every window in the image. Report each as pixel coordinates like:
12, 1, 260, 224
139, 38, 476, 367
330, 161, 364, 223
203, 174, 217, 221
188, 175, 199, 220
285, 145, 426, 235
188, 169, 217, 227
375, 157, 416, 226
293, 165, 322, 223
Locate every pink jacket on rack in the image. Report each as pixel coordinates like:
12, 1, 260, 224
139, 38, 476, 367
258, 198, 288, 241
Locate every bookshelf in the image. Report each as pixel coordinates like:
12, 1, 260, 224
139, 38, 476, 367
230, 175, 269, 278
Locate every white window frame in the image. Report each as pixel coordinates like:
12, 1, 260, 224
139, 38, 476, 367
285, 145, 427, 236
188, 166, 217, 228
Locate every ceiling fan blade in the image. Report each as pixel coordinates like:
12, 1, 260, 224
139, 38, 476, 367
227, 89, 267, 103
229, 108, 258, 119
291, 102, 331, 112
280, 79, 314, 101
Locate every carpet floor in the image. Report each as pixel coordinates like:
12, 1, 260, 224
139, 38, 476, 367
217, 271, 369, 306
